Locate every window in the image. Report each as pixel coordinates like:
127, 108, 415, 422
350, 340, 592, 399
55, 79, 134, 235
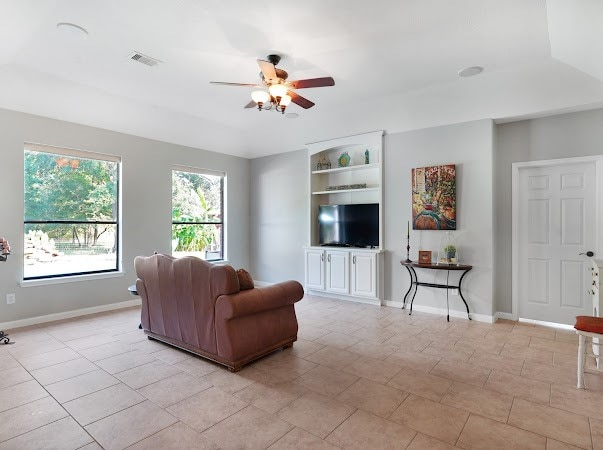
172, 167, 224, 261
24, 144, 120, 280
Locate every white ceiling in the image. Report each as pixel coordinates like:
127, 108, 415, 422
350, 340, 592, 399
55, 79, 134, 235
1, 0, 602, 158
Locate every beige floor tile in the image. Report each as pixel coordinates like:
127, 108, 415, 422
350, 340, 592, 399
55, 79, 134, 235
508, 398, 591, 449
0, 379, 48, 412
283, 339, 324, 358
137, 371, 212, 408
390, 394, 468, 445
30, 357, 98, 385
550, 383, 603, 420
65, 333, 117, 351
521, 360, 576, 386
129, 338, 170, 354
8, 338, 66, 359
277, 392, 355, 439
454, 337, 505, 355
128, 422, 218, 449
46, 369, 119, 403
115, 330, 148, 344
468, 350, 525, 375
152, 347, 192, 364
430, 359, 491, 387
94, 350, 156, 374
383, 334, 432, 352
174, 356, 221, 377
45, 325, 103, 342
591, 417, 603, 450
0, 416, 93, 450
349, 326, 396, 343
303, 345, 361, 369
553, 352, 580, 368
63, 383, 146, 426
456, 414, 546, 449
346, 341, 399, 359
441, 381, 514, 423
406, 433, 457, 450
322, 320, 363, 334
387, 348, 441, 372
234, 380, 308, 414
484, 370, 551, 405
202, 405, 293, 449
201, 366, 269, 394
336, 377, 409, 418
326, 409, 416, 449
546, 438, 585, 450
0, 366, 32, 389
314, 331, 361, 350
166, 387, 248, 432
0, 396, 67, 442
342, 355, 402, 384
421, 341, 474, 362
115, 359, 183, 389
0, 355, 20, 370
501, 343, 554, 365
85, 400, 177, 450
530, 337, 578, 356
294, 364, 358, 397
297, 325, 331, 341
251, 354, 318, 382
388, 366, 453, 402
511, 324, 556, 340
18, 347, 81, 371
77, 341, 132, 362
79, 442, 103, 450
267, 427, 340, 450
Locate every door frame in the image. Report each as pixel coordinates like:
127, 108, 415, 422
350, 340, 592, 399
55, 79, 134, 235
511, 155, 603, 321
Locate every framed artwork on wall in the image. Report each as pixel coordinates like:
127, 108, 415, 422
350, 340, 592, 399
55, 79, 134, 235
411, 164, 456, 230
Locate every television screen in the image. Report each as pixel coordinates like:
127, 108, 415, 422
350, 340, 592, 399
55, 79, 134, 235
318, 203, 379, 248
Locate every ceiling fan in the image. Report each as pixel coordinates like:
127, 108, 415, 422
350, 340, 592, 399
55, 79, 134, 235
210, 54, 335, 114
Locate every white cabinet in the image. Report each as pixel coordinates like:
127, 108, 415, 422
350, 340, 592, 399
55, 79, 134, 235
326, 250, 349, 294
305, 249, 325, 290
351, 251, 377, 298
305, 248, 382, 303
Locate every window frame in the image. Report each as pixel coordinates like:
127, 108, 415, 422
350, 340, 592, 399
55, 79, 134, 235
171, 165, 226, 261
23, 143, 121, 281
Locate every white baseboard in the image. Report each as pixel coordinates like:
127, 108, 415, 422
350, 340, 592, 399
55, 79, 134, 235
495, 312, 515, 321
0, 298, 142, 330
382, 300, 495, 323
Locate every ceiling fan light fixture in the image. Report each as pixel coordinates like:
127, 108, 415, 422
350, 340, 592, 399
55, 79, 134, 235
268, 83, 288, 99
279, 94, 292, 107
251, 90, 270, 109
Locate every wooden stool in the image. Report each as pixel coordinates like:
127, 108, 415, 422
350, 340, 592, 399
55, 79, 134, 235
574, 316, 603, 389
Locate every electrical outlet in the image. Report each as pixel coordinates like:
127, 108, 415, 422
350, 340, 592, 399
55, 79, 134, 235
6, 293, 15, 305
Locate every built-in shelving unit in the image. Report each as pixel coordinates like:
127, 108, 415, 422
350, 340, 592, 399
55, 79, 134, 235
305, 130, 384, 303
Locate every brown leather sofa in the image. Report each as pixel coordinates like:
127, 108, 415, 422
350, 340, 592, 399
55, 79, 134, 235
134, 253, 304, 371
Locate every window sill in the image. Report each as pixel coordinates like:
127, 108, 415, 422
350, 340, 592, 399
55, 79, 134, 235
20, 271, 124, 288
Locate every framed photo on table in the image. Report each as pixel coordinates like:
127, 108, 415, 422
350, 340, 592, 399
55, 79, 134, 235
418, 250, 432, 265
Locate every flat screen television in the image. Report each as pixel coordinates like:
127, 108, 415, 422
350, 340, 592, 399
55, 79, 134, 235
318, 203, 379, 248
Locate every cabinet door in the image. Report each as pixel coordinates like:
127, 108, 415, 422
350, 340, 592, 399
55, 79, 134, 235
351, 252, 377, 298
326, 250, 349, 294
305, 250, 325, 290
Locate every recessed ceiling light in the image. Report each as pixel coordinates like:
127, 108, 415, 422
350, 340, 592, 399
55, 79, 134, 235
285, 113, 299, 119
458, 66, 484, 77
56, 22, 88, 39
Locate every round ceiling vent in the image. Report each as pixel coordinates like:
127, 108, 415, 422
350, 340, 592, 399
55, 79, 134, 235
458, 66, 484, 77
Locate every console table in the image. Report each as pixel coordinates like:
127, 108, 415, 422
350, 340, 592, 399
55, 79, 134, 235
400, 261, 472, 321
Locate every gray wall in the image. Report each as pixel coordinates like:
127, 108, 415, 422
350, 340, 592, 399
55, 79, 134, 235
494, 108, 603, 314
0, 108, 250, 324
249, 120, 496, 317
249, 149, 307, 283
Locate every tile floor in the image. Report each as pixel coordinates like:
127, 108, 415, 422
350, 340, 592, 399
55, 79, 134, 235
1, 295, 602, 449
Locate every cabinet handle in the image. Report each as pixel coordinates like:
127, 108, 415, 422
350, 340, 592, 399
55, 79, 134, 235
328, 254, 331, 263
353, 256, 356, 264
321, 254, 324, 262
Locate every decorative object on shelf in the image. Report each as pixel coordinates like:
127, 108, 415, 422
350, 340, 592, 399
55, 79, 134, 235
0, 236, 10, 262
316, 155, 331, 171
326, 183, 366, 191
338, 151, 351, 167
419, 250, 432, 264
405, 221, 412, 263
411, 164, 456, 230
365, 149, 370, 164
438, 231, 459, 265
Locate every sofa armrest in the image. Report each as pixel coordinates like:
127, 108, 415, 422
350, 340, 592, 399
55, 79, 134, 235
215, 281, 303, 320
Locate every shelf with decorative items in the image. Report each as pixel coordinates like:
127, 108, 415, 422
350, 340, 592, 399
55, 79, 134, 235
0, 236, 10, 262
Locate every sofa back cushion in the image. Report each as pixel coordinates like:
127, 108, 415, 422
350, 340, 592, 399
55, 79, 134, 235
236, 269, 254, 290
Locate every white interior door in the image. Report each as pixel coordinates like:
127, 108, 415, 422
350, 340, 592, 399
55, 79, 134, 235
517, 161, 598, 325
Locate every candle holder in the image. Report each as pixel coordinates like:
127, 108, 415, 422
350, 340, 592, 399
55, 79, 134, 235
405, 233, 412, 263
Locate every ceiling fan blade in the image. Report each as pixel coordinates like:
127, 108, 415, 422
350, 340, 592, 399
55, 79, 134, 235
244, 100, 256, 109
288, 77, 335, 89
257, 59, 277, 83
289, 91, 315, 109
210, 81, 261, 87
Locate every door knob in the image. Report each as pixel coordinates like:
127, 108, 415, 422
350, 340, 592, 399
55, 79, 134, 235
579, 251, 595, 257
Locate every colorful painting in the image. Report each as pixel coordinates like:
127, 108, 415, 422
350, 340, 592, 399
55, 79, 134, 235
412, 164, 456, 230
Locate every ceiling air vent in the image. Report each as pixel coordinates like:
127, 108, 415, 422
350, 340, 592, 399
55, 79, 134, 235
129, 52, 161, 67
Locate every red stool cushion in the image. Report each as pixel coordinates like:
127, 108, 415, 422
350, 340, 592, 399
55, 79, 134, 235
575, 316, 603, 334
